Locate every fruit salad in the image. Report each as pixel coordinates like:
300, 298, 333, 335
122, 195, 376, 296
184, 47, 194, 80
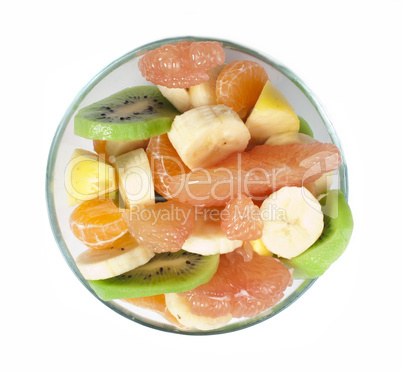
65, 40, 353, 331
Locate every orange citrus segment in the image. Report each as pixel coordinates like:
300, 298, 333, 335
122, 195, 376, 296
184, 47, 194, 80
180, 246, 292, 318
69, 199, 128, 249
124, 295, 182, 327
146, 133, 189, 198
216, 60, 268, 119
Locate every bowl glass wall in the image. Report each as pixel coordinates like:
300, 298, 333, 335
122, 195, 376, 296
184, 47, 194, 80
46, 36, 348, 335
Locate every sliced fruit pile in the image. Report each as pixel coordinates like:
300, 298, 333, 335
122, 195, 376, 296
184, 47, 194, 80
65, 40, 353, 331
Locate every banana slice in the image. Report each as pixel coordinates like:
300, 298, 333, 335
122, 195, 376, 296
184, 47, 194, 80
265, 132, 315, 146
157, 64, 225, 112
168, 104, 251, 169
260, 186, 324, 259
113, 148, 155, 209
245, 80, 300, 144
182, 213, 243, 255
165, 293, 232, 331
76, 234, 155, 280
157, 85, 192, 113
104, 139, 149, 161
189, 64, 225, 107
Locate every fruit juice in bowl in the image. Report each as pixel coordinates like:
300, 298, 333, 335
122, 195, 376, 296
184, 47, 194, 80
46, 36, 353, 334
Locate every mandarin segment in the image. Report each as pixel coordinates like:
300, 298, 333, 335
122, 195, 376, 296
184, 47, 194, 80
146, 133, 189, 198
124, 295, 182, 327
69, 199, 128, 249
216, 60, 268, 119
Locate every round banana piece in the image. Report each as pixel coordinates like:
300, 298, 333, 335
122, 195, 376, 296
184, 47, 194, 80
113, 148, 155, 209
76, 234, 155, 280
189, 64, 225, 107
158, 64, 225, 112
168, 104, 251, 169
181, 214, 242, 255
157, 85, 192, 113
260, 186, 324, 259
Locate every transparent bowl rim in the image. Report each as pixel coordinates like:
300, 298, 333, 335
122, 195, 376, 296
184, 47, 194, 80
46, 36, 349, 335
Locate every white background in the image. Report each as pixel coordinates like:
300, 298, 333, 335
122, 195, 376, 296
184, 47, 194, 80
2, 0, 401, 371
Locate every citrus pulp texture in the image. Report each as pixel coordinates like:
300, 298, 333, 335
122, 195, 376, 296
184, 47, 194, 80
220, 194, 263, 241
168, 142, 342, 207
146, 133, 189, 198
138, 41, 225, 88
180, 247, 292, 318
69, 199, 128, 249
216, 60, 269, 119
124, 295, 182, 326
122, 199, 196, 253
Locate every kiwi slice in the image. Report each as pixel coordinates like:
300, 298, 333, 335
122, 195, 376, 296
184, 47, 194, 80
74, 86, 179, 141
298, 116, 314, 138
281, 190, 353, 279
88, 250, 220, 301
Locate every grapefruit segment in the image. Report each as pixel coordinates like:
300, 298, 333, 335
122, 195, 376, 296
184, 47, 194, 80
122, 200, 196, 253
138, 41, 225, 88
168, 142, 342, 207
180, 246, 292, 319
221, 195, 263, 241
165, 293, 233, 330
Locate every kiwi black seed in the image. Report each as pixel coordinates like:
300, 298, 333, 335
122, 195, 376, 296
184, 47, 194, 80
88, 250, 220, 301
74, 86, 179, 141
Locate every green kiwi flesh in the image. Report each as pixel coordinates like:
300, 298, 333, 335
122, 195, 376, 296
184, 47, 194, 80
88, 250, 220, 301
298, 116, 315, 138
281, 190, 353, 279
74, 86, 179, 141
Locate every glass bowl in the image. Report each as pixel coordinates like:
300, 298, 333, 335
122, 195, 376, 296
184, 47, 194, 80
46, 36, 348, 335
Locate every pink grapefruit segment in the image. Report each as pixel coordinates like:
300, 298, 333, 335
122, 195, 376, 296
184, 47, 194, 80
221, 195, 263, 241
138, 41, 225, 88
179, 247, 292, 319
168, 142, 341, 206
122, 200, 196, 253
